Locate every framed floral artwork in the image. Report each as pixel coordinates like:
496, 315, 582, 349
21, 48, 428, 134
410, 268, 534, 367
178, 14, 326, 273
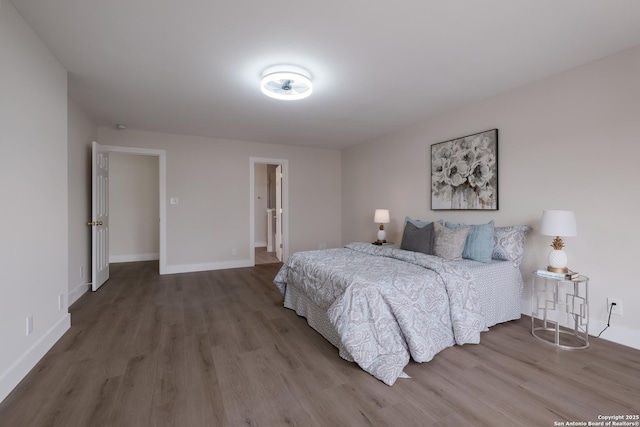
431, 129, 498, 210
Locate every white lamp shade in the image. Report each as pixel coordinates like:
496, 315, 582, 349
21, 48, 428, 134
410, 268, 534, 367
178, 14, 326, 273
374, 209, 390, 224
540, 210, 577, 237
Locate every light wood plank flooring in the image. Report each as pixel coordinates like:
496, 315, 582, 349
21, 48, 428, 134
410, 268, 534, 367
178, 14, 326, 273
255, 247, 279, 265
1, 261, 638, 426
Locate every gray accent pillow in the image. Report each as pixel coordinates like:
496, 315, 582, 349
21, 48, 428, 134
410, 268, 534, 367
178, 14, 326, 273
434, 222, 469, 260
400, 222, 434, 255
404, 216, 430, 228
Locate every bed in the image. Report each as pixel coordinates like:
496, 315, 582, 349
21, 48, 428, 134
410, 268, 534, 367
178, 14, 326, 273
273, 223, 531, 385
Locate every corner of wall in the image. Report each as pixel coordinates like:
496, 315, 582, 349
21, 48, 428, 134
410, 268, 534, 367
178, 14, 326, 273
68, 281, 89, 306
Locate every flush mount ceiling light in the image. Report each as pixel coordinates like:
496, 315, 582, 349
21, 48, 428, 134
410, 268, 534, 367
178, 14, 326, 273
260, 71, 312, 101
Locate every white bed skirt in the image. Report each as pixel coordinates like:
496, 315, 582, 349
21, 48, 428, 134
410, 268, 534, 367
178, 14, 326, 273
283, 258, 523, 357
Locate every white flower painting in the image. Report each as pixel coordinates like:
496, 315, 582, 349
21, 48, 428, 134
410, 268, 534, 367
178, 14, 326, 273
431, 129, 498, 210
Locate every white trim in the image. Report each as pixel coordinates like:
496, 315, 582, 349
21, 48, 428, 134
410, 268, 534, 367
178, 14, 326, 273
68, 281, 89, 306
159, 152, 167, 275
0, 314, 70, 403
165, 259, 252, 275
254, 241, 267, 247
522, 310, 640, 351
99, 145, 163, 156
97, 144, 167, 275
109, 253, 160, 263
250, 157, 289, 267
589, 319, 640, 350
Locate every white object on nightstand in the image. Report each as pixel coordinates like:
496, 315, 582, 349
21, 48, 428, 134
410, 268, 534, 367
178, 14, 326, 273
374, 209, 390, 244
540, 210, 577, 273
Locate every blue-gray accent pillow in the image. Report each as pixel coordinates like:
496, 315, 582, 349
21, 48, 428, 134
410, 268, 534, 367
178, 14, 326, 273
405, 216, 431, 228
444, 220, 495, 263
401, 222, 434, 255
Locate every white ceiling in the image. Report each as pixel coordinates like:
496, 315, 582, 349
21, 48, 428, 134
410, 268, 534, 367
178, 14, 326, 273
10, 0, 640, 149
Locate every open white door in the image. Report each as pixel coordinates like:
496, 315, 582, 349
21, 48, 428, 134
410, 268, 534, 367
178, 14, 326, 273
90, 141, 109, 291
275, 165, 283, 262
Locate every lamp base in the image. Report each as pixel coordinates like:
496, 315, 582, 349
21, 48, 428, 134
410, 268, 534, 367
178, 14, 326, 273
547, 249, 568, 274
547, 266, 569, 274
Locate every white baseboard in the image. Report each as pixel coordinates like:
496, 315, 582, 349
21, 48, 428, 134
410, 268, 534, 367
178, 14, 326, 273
254, 241, 267, 247
164, 258, 253, 275
0, 313, 70, 404
109, 253, 159, 263
523, 309, 640, 350
589, 319, 640, 350
68, 281, 89, 306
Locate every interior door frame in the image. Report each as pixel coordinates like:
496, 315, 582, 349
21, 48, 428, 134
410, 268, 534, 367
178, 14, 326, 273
99, 144, 167, 275
249, 157, 289, 266
274, 164, 283, 262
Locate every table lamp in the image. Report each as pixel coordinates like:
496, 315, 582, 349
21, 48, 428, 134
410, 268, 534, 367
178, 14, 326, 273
374, 209, 390, 244
540, 210, 577, 273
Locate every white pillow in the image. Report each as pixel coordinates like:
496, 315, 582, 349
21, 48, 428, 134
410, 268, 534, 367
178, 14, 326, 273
492, 225, 532, 266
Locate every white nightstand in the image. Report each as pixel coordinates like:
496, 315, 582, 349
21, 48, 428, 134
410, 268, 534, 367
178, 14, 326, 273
531, 271, 589, 350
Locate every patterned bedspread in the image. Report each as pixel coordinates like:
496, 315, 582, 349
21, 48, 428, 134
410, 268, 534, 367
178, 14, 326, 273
273, 242, 487, 385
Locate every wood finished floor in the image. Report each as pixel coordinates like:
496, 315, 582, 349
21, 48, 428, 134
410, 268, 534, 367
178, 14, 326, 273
255, 247, 279, 265
1, 261, 639, 427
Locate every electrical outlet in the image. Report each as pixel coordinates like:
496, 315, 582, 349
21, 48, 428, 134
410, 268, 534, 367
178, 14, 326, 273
607, 297, 623, 316
80, 266, 84, 278
319, 243, 327, 250
26, 315, 33, 336
231, 248, 237, 256
58, 295, 64, 311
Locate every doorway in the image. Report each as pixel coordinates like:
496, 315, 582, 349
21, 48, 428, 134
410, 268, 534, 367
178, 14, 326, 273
250, 158, 288, 266
109, 153, 160, 264
90, 143, 167, 291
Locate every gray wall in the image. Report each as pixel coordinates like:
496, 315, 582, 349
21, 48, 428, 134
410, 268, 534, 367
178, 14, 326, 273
342, 45, 640, 349
97, 127, 343, 272
0, 0, 70, 402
